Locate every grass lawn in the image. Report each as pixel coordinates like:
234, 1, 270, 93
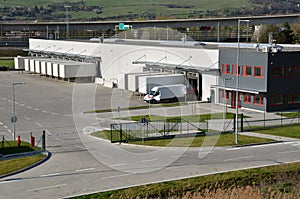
92, 131, 273, 147
276, 112, 300, 118
0, 155, 45, 176
0, 59, 14, 67
84, 102, 187, 114
0, 141, 40, 155
118, 112, 245, 123
71, 162, 300, 199
256, 125, 300, 139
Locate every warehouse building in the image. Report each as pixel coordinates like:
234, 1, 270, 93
14, 38, 300, 112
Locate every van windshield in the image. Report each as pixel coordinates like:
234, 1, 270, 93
149, 90, 156, 95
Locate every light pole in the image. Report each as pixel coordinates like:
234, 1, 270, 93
12, 82, 25, 141
236, 19, 250, 144
65, 5, 71, 39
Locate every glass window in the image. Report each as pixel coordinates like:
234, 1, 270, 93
288, 94, 300, 104
244, 93, 251, 104
243, 65, 252, 76
271, 95, 284, 105
232, 64, 240, 76
271, 66, 285, 78
254, 94, 263, 105
254, 66, 264, 78
222, 64, 230, 74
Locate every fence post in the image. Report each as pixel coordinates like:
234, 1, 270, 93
163, 121, 166, 138
233, 114, 236, 132
240, 114, 244, 132
281, 111, 283, 127
264, 111, 266, 128
120, 124, 123, 144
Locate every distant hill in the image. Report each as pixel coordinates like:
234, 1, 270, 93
0, 0, 300, 21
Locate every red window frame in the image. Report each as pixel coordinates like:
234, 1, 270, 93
254, 94, 263, 106
271, 94, 284, 106
222, 64, 230, 74
271, 66, 285, 78
222, 90, 229, 100
254, 66, 264, 78
242, 65, 252, 76
231, 64, 240, 76
244, 93, 251, 104
288, 93, 300, 104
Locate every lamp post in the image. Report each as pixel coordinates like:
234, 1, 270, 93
235, 19, 250, 144
65, 5, 71, 39
12, 82, 25, 141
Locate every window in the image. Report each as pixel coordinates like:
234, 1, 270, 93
288, 93, 300, 104
271, 66, 285, 78
222, 64, 230, 74
288, 66, 300, 77
271, 95, 284, 106
232, 64, 240, 76
222, 90, 229, 99
254, 94, 263, 106
254, 66, 264, 78
243, 65, 252, 76
244, 93, 251, 104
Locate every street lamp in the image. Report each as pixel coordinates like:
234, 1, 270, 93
12, 82, 25, 141
65, 5, 71, 39
235, 19, 250, 144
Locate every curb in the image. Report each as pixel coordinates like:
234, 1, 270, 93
232, 140, 283, 148
0, 151, 51, 179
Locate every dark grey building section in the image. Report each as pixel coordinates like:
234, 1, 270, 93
218, 49, 300, 112
267, 51, 300, 112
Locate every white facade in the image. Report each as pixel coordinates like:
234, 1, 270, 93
24, 38, 219, 101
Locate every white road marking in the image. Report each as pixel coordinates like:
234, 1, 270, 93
2, 97, 6, 100
101, 174, 130, 180
20, 104, 25, 107
3, 125, 7, 129
226, 148, 241, 151
166, 166, 185, 170
75, 168, 95, 172
42, 110, 48, 113
34, 108, 39, 111
278, 150, 300, 154
35, 122, 42, 127
0, 122, 3, 125
24, 116, 31, 121
27, 184, 67, 192
75, 145, 86, 150
51, 112, 59, 115
224, 156, 253, 162
40, 173, 61, 177
141, 158, 157, 163
110, 163, 127, 167
64, 114, 73, 117
15, 102, 19, 105
27, 106, 32, 109
45, 130, 52, 136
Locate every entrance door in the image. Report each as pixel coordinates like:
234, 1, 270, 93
231, 91, 241, 108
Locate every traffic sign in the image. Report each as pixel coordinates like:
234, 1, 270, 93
141, 117, 147, 123
11, 115, 17, 123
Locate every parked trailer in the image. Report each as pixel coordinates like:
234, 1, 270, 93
138, 74, 186, 94
144, 84, 186, 103
59, 62, 97, 79
126, 72, 166, 92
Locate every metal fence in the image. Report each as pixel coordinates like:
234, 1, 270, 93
110, 120, 208, 143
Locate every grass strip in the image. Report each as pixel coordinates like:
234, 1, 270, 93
92, 131, 273, 147
276, 112, 300, 118
255, 125, 300, 139
71, 162, 300, 199
0, 141, 40, 155
0, 155, 45, 176
117, 113, 247, 122
84, 102, 188, 114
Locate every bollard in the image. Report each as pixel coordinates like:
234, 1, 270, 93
42, 130, 46, 151
17, 135, 21, 148
31, 136, 35, 147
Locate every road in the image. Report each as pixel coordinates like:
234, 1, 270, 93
0, 71, 299, 199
